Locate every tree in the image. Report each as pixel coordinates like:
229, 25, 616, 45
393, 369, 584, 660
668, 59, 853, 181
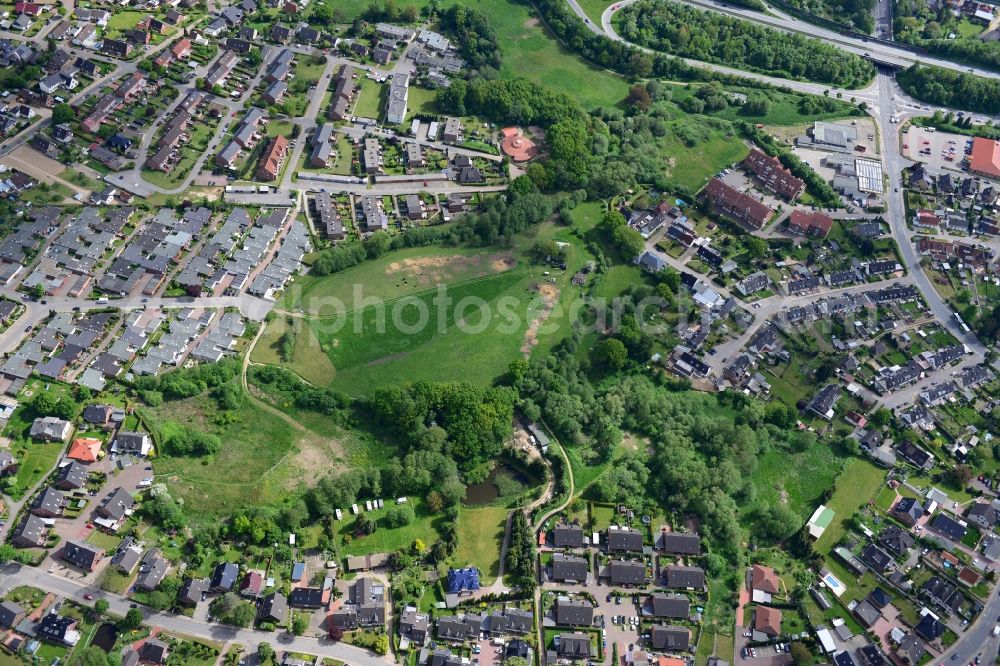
373, 634, 390, 654
789, 642, 812, 666
52, 103, 74, 125
31, 391, 77, 420
745, 236, 767, 259
609, 224, 645, 259
383, 505, 414, 528
121, 607, 143, 630
230, 602, 256, 627
626, 84, 652, 111
257, 642, 274, 662
426, 490, 444, 513
69, 646, 115, 666
869, 407, 891, 429
291, 612, 309, 635
594, 338, 628, 370
947, 464, 973, 488
93, 599, 110, 616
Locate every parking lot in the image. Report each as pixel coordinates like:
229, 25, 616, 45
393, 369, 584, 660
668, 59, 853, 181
734, 630, 794, 665
901, 126, 972, 175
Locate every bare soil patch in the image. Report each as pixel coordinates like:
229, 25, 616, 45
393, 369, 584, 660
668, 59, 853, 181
385, 252, 516, 286
521, 282, 559, 355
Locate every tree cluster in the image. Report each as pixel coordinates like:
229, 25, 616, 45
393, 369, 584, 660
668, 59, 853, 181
436, 77, 587, 129
162, 425, 222, 457
505, 510, 536, 588
897, 64, 1000, 115
439, 5, 501, 70
249, 366, 351, 419
618, 0, 873, 87
133, 359, 241, 401
366, 381, 515, 479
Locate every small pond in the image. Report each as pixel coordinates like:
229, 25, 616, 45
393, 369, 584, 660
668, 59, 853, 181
464, 463, 533, 505
91, 623, 119, 652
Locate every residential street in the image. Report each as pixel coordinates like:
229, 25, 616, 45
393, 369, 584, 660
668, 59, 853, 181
0, 564, 394, 665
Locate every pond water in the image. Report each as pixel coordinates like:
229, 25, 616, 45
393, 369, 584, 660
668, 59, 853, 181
91, 623, 118, 652
464, 464, 530, 505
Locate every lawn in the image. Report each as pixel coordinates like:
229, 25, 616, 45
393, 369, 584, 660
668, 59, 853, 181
144, 391, 335, 519
338, 497, 442, 557
266, 220, 596, 395
814, 459, 886, 555
105, 10, 144, 37
7, 442, 63, 500
746, 441, 848, 530
405, 85, 438, 120
476, 0, 630, 109
354, 78, 383, 120
283, 246, 518, 310
576, 0, 614, 23
455, 505, 508, 584
87, 530, 123, 552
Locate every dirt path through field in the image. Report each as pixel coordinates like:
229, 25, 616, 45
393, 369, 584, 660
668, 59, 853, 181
521, 282, 559, 355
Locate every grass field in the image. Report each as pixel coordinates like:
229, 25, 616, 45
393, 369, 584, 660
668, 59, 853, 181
283, 246, 518, 309
477, 0, 630, 109
145, 390, 347, 519
747, 443, 847, 529
576, 0, 614, 23
355, 78, 383, 119
814, 459, 886, 554
8, 442, 63, 500
406, 86, 438, 120
455, 505, 508, 584
339, 497, 442, 557
660, 120, 750, 190
263, 219, 598, 395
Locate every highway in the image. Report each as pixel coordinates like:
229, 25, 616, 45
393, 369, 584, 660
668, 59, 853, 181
0, 564, 392, 666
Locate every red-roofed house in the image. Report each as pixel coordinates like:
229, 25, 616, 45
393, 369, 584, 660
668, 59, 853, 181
171, 38, 192, 59
67, 437, 103, 463
787, 209, 833, 238
969, 137, 1000, 180
914, 209, 940, 230
14, 2, 42, 15
240, 571, 264, 597
703, 178, 773, 230
256, 135, 289, 182
754, 606, 782, 636
750, 564, 781, 595
743, 148, 805, 200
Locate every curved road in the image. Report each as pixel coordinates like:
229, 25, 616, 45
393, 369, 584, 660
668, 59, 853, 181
560, 0, 882, 102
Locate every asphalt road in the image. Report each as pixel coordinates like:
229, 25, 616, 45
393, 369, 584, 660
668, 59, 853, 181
0, 564, 391, 666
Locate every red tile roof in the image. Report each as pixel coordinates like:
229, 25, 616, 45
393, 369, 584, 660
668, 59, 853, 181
750, 564, 780, 595
970, 137, 1000, 179
787, 209, 833, 237
743, 148, 804, 200
703, 178, 773, 230
754, 606, 782, 636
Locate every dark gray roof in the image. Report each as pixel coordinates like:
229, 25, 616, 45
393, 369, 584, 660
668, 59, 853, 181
650, 625, 689, 651
657, 531, 701, 554
649, 593, 689, 619
551, 553, 588, 583
664, 565, 705, 589
554, 598, 593, 627
609, 560, 646, 586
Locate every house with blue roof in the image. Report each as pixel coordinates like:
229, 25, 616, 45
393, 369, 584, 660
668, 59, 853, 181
446, 567, 480, 595
291, 561, 306, 582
